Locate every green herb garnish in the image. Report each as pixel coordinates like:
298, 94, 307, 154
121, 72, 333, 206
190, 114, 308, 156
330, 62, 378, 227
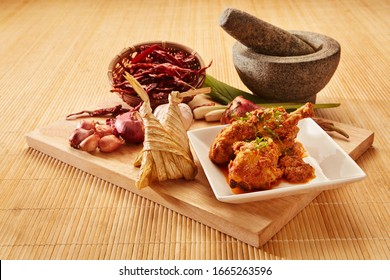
254, 137, 269, 149
263, 126, 281, 141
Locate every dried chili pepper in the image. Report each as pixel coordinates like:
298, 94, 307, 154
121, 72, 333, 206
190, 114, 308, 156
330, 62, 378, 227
154, 49, 185, 67
110, 44, 211, 106
131, 44, 160, 64
66, 105, 130, 120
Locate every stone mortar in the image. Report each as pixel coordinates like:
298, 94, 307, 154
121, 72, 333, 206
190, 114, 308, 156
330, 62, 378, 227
232, 31, 341, 103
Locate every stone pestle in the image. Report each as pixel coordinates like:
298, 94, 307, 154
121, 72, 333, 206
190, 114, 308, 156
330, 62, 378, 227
219, 8, 315, 56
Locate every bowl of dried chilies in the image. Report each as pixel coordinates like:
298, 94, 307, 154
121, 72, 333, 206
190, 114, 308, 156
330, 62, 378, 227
108, 41, 210, 109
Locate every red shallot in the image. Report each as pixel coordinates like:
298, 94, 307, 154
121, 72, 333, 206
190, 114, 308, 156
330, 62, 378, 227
220, 96, 260, 124
68, 128, 94, 148
98, 135, 125, 153
79, 133, 100, 152
68, 120, 126, 153
95, 124, 115, 138
77, 119, 97, 130
114, 111, 144, 144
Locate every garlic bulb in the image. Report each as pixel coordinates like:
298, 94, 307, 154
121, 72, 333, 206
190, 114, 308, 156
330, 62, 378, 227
154, 103, 193, 130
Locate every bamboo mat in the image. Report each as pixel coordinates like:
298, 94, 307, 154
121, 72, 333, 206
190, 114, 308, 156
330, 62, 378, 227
0, 0, 389, 260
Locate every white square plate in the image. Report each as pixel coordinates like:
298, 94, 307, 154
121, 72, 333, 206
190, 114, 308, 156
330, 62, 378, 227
187, 118, 366, 203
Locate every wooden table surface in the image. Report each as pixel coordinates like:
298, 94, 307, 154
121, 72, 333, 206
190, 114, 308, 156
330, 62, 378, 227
0, 0, 389, 260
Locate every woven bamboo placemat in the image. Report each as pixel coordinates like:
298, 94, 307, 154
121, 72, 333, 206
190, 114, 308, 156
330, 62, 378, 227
0, 0, 389, 259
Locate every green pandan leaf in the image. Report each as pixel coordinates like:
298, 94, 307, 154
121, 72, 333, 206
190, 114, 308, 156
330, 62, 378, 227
203, 74, 340, 111
204, 74, 267, 104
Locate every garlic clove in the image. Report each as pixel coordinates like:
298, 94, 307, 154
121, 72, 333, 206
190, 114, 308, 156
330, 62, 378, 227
79, 133, 100, 152
98, 135, 124, 153
69, 128, 95, 148
205, 109, 226, 122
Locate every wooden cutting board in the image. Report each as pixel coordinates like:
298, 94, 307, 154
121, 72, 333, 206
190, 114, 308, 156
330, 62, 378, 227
25, 100, 374, 248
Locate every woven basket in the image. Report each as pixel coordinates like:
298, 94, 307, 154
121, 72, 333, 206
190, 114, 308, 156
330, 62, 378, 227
107, 41, 206, 109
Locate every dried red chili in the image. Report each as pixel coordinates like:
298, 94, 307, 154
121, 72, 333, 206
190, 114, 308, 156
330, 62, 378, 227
66, 104, 130, 120
110, 44, 211, 104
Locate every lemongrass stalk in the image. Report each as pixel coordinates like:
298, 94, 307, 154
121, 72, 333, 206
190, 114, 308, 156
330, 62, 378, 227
203, 74, 340, 110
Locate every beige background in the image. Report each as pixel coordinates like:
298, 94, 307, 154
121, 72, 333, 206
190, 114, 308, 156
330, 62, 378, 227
0, 0, 389, 259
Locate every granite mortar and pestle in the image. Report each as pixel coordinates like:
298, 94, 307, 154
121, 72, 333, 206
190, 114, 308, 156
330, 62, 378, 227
219, 8, 341, 103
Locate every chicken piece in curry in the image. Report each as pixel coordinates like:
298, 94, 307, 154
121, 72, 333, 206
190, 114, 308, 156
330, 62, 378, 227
209, 102, 315, 192
228, 137, 283, 191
